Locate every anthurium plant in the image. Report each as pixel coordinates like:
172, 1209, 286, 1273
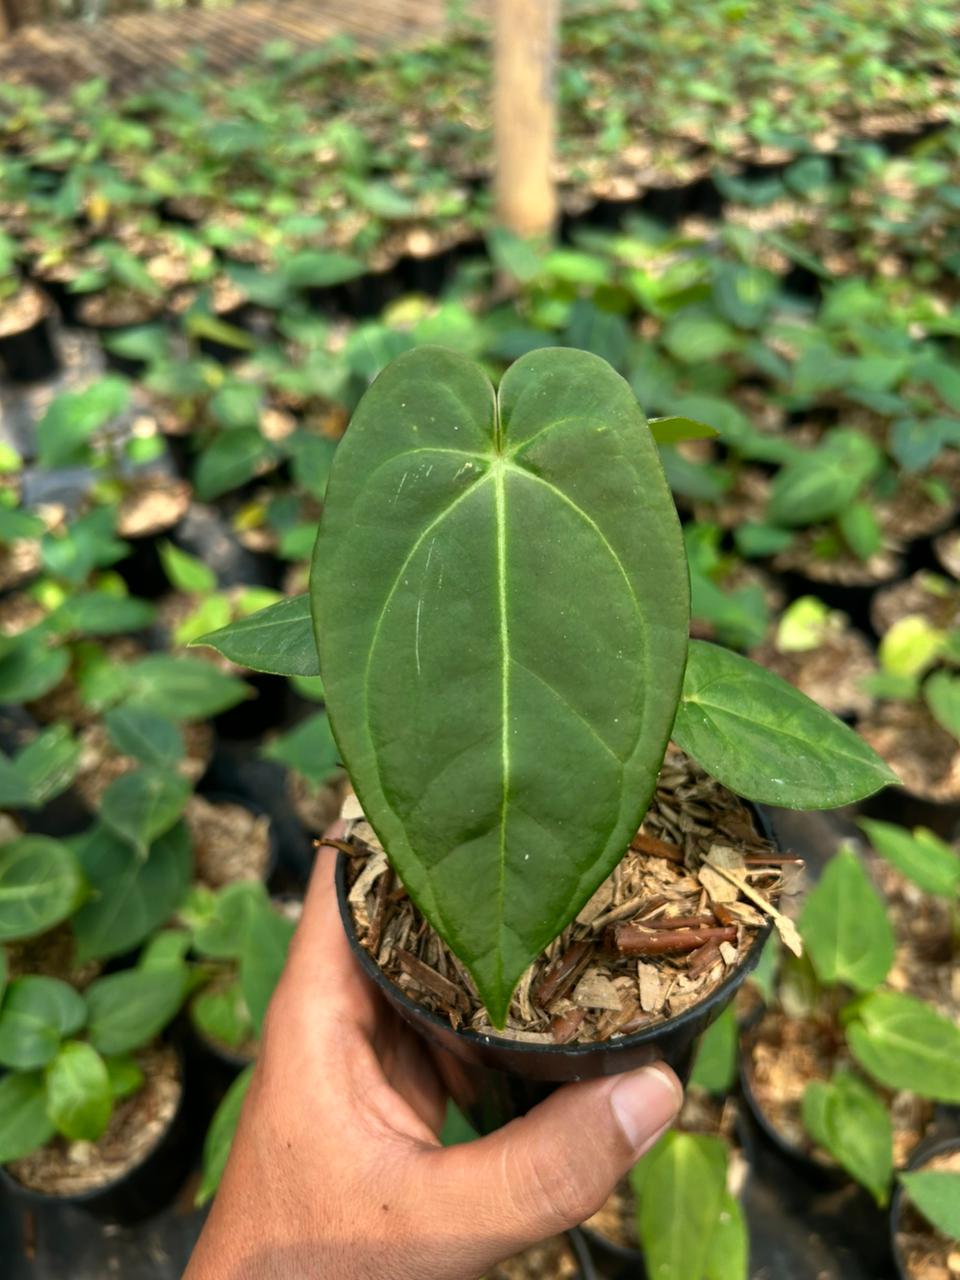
199, 346, 895, 1025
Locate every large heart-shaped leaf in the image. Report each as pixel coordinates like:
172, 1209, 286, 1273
802, 1071, 892, 1205
194, 595, 320, 676
99, 768, 191, 860
311, 347, 689, 1024
85, 969, 185, 1056
0, 976, 87, 1070
673, 641, 897, 808
858, 819, 960, 900
0, 837, 86, 942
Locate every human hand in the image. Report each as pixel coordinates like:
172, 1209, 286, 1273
184, 827, 683, 1280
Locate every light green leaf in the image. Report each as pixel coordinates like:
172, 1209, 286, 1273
85, 969, 185, 1056
648, 416, 719, 445
105, 1054, 145, 1100
704, 1192, 748, 1280
634, 1131, 728, 1280
195, 1062, 254, 1206
846, 991, 960, 1102
0, 976, 87, 1070
193, 595, 319, 676
193, 429, 273, 502
879, 617, 945, 679
99, 768, 191, 860
36, 376, 130, 468
158, 541, 217, 594
103, 707, 184, 769
192, 981, 252, 1050
71, 821, 193, 962
689, 1005, 738, 1094
312, 346, 689, 1025
858, 819, 960, 899
11, 725, 82, 808
767, 430, 882, 527
0, 1071, 55, 1162
900, 1170, 960, 1239
123, 655, 250, 720
45, 1040, 113, 1142
673, 641, 897, 808
189, 881, 267, 960
925, 671, 960, 741
802, 1071, 892, 1205
240, 901, 295, 1033
798, 846, 895, 992
262, 712, 340, 786
0, 641, 69, 704
0, 837, 86, 942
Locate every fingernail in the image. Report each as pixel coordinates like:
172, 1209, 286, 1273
609, 1063, 683, 1156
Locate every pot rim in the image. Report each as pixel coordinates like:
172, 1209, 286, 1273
335, 802, 777, 1063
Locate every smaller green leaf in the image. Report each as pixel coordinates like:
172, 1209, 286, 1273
52, 593, 155, 637
799, 846, 895, 992
858, 819, 960, 899
105, 1054, 145, 1100
802, 1071, 892, 1205
36, 376, 130, 468
0, 1071, 55, 1163
12, 725, 82, 808
99, 768, 191, 860
689, 1006, 738, 1094
193, 429, 273, 502
123, 655, 250, 720
879, 617, 945, 679
440, 1102, 479, 1148
240, 901, 295, 1034
195, 1062, 254, 1206
103, 707, 184, 769
0, 976, 87, 1070
0, 641, 69, 704
846, 991, 960, 1103
262, 712, 340, 786
704, 1192, 748, 1280
173, 595, 232, 648
0, 837, 86, 942
673, 641, 898, 808
192, 982, 252, 1050
190, 881, 267, 960
900, 1170, 960, 1239
634, 1131, 729, 1280
158, 541, 217, 594
85, 969, 185, 1056
648, 416, 720, 445
838, 501, 883, 562
925, 671, 960, 741
192, 594, 319, 676
45, 1041, 113, 1142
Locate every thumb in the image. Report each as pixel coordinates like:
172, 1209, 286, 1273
432, 1063, 682, 1265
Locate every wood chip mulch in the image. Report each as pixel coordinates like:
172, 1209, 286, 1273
342, 748, 792, 1045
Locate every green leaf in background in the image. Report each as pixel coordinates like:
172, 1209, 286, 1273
0, 1071, 55, 1163
767, 430, 883, 527
288, 433, 338, 502
52, 593, 156, 637
195, 1062, 254, 1206
193, 429, 274, 502
158, 541, 218, 595
648, 416, 720, 445
798, 846, 895, 992
123, 655, 250, 720
879, 617, 945, 680
263, 712, 340, 787
11, 726, 82, 808
0, 976, 87, 1070
188, 881, 267, 960
99, 768, 191, 860
900, 1170, 960, 1239
925, 670, 960, 741
103, 707, 185, 769
776, 596, 835, 653
192, 982, 252, 1050
71, 821, 193, 962
45, 1040, 113, 1142
312, 346, 689, 1025
858, 819, 960, 899
733, 522, 795, 559
802, 1071, 892, 1205
105, 1054, 145, 1100
634, 1131, 729, 1280
846, 991, 960, 1102
838, 500, 883, 562
36, 376, 130, 468
282, 250, 364, 288
704, 1192, 749, 1280
240, 901, 296, 1034
673, 641, 897, 809
440, 1101, 479, 1147
209, 381, 262, 432
0, 837, 86, 942
0, 640, 69, 705
690, 1006, 738, 1094
85, 969, 186, 1056
193, 595, 319, 676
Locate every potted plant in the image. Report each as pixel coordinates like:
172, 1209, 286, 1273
0, 943, 194, 1223
741, 844, 960, 1203
891, 1133, 960, 1280
198, 346, 894, 1132
0, 232, 59, 385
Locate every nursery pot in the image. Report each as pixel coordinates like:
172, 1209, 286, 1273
890, 1132, 960, 1280
0, 1040, 200, 1225
335, 845, 776, 1136
0, 295, 60, 384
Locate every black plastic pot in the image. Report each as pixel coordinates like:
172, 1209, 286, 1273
856, 784, 960, 842
335, 845, 776, 1135
0, 304, 60, 384
0, 1040, 201, 1225
890, 1132, 960, 1280
567, 1227, 599, 1280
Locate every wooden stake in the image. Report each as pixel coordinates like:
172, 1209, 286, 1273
493, 0, 558, 239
